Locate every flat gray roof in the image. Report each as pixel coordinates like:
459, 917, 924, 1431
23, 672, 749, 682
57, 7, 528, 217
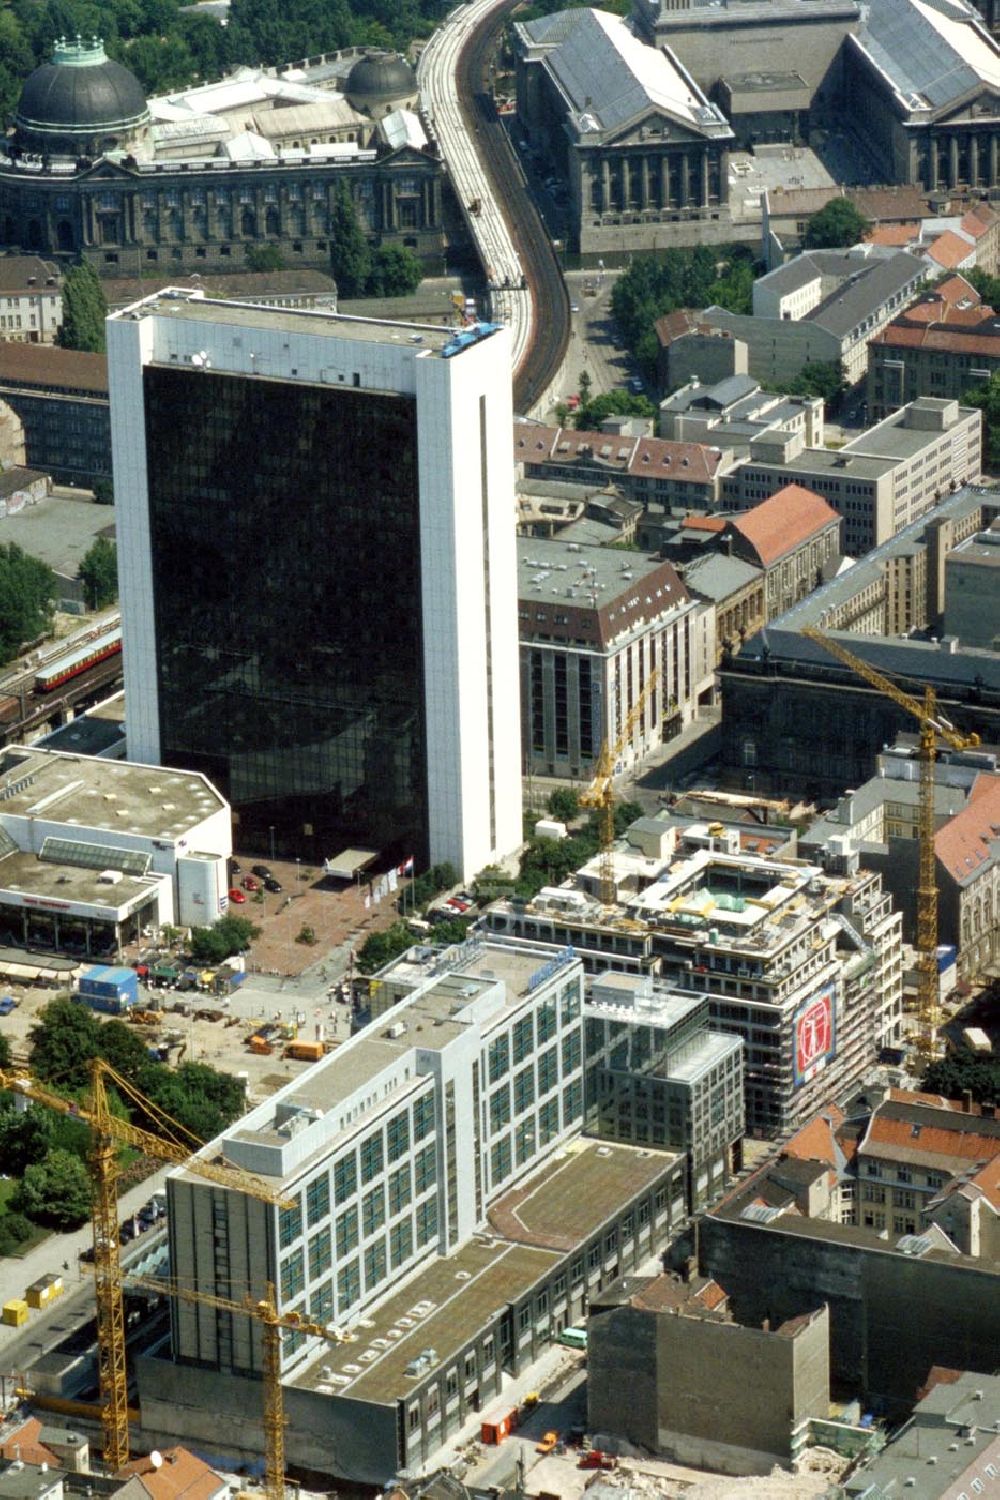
487, 1138, 678, 1253
117, 291, 478, 356
518, 536, 665, 598
949, 531, 1000, 568
844, 405, 976, 462
0, 849, 157, 912
292, 1236, 560, 1405
0, 745, 225, 841
749, 447, 894, 480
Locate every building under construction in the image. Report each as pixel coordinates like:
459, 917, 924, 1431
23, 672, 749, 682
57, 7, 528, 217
134, 937, 741, 1486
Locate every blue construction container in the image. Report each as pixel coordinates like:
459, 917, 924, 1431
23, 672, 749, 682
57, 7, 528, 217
77, 964, 140, 1014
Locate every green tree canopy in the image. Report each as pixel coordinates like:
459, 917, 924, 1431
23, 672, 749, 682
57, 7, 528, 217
0, 543, 57, 665
246, 243, 285, 273
356, 922, 414, 974
58, 262, 108, 354
547, 787, 580, 822
78, 536, 118, 611
0, 1032, 10, 1069
963, 369, 1000, 470
922, 1050, 1000, 1105
189, 914, 259, 963
574, 390, 656, 430
611, 245, 758, 370
0, 1100, 53, 1176
767, 360, 846, 404
29, 995, 102, 1091
365, 245, 423, 298
92, 477, 114, 506
802, 199, 871, 250
141, 1061, 246, 1139
330, 181, 371, 298
11, 1147, 92, 1229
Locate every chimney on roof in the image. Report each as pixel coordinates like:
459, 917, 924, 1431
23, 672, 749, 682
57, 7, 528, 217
963, 1089, 974, 1113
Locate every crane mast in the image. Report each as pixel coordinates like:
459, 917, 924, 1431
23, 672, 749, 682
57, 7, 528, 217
802, 626, 979, 1059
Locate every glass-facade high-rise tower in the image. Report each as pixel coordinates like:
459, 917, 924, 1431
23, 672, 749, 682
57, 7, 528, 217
108, 292, 523, 879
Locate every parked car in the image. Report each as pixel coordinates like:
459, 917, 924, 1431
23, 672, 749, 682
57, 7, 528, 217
0, 996, 18, 1016
229, 858, 241, 874
228, 887, 247, 904
629, 376, 644, 393
536, 1432, 559, 1455
242, 875, 260, 892
251, 864, 272, 879
263, 876, 283, 893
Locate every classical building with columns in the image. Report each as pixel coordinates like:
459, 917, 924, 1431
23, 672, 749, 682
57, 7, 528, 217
514, 8, 734, 256
0, 39, 449, 276
843, 0, 1000, 193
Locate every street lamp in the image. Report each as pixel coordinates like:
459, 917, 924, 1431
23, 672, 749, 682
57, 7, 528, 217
269, 825, 276, 861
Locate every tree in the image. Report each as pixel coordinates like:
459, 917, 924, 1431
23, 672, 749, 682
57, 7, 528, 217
189, 914, 259, 963
78, 536, 118, 611
30, 995, 102, 1091
0, 542, 57, 665
329, 181, 371, 298
58, 262, 108, 354
574, 389, 656, 430
141, 1061, 246, 1139
768, 360, 846, 405
578, 369, 593, 404
12, 1147, 92, 1229
922, 1051, 1000, 1105
246, 243, 285, 273
365, 245, 422, 297
0, 1032, 10, 1070
0, 1101, 52, 1176
802, 199, 871, 250
547, 787, 580, 822
611, 244, 758, 371
963, 369, 1000, 470
356, 922, 413, 974
92, 477, 114, 506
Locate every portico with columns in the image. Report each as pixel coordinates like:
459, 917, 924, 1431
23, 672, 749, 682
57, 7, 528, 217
515, 6, 733, 254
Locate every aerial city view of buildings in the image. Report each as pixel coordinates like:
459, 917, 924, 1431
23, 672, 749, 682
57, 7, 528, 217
0, 0, 998, 1496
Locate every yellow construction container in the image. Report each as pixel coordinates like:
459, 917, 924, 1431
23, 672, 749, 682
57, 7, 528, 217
25, 1274, 64, 1309
3, 1299, 29, 1326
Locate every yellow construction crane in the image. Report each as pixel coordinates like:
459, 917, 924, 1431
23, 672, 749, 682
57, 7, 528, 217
801, 626, 979, 1060
0, 1058, 289, 1472
127, 1275, 354, 1500
580, 666, 660, 906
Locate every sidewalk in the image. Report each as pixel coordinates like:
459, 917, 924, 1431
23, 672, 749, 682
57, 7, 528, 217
0, 1166, 167, 1365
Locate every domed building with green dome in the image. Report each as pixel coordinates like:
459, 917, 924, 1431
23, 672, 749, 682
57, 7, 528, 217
0, 37, 451, 275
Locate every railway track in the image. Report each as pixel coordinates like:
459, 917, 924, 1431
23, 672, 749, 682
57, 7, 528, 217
420, 0, 570, 413
457, 5, 571, 411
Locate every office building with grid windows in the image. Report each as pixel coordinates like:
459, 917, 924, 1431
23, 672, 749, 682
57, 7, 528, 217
137, 937, 737, 1484
108, 291, 522, 879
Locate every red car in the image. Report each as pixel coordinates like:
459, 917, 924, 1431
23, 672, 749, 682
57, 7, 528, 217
242, 875, 260, 891
228, 887, 247, 904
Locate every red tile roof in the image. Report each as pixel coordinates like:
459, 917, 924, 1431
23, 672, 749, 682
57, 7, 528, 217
864, 1113, 1000, 1165
728, 483, 839, 567
118, 1447, 225, 1500
934, 772, 1000, 885
784, 1105, 846, 1168
937, 273, 982, 305
513, 422, 725, 485
683, 515, 726, 532
0, 1419, 60, 1468
926, 230, 976, 270
960, 202, 999, 239
866, 222, 922, 248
